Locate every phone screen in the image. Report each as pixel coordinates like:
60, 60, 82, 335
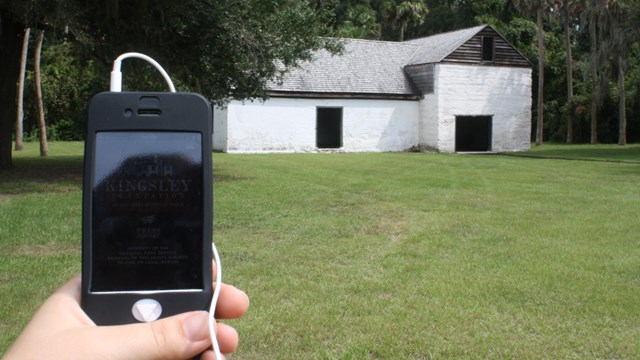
90, 132, 204, 292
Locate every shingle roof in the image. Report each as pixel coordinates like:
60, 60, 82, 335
404, 24, 487, 65
269, 39, 421, 96
268, 25, 489, 97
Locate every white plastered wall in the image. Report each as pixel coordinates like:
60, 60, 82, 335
215, 97, 420, 153
420, 64, 532, 153
212, 106, 228, 152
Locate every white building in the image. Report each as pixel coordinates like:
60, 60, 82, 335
214, 25, 532, 153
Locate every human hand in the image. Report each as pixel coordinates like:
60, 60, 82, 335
2, 274, 249, 360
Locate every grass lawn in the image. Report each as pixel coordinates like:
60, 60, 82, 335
1, 142, 639, 358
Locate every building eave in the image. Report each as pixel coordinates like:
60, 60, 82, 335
268, 91, 422, 101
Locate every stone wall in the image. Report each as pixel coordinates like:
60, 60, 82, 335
215, 98, 419, 153
421, 64, 532, 153
214, 64, 532, 154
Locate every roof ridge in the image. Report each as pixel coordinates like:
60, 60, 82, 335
405, 24, 488, 65
336, 37, 420, 47
404, 24, 487, 43
335, 24, 488, 45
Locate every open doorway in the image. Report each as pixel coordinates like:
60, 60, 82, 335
317, 107, 343, 148
455, 116, 492, 152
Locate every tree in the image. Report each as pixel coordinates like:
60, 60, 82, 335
0, 0, 340, 169
75, 0, 340, 100
583, 0, 608, 144
513, 0, 550, 146
603, 0, 637, 145
588, 0, 599, 144
395, 1, 429, 41
581, 0, 637, 144
336, 4, 382, 39
14, 27, 29, 151
5, 0, 640, 149
557, 0, 582, 143
0, 0, 74, 168
534, 5, 545, 146
0, 7, 24, 169
380, 0, 429, 41
34, 29, 48, 156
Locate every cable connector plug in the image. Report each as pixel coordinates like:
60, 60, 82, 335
110, 52, 176, 92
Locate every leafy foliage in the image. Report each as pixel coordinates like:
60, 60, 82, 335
3, 0, 640, 144
70, 0, 341, 101
0, 0, 341, 157
327, 0, 640, 144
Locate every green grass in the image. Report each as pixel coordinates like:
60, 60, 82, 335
1, 142, 639, 359
0, 142, 84, 354
517, 143, 640, 163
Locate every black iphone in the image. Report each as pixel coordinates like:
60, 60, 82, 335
81, 92, 213, 325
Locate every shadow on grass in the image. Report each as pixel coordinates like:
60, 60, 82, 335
500, 144, 640, 164
0, 154, 248, 195
0, 156, 84, 195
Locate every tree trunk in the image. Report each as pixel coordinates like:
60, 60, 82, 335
15, 27, 30, 152
0, 9, 24, 170
618, 57, 626, 145
589, 13, 598, 144
34, 29, 48, 157
399, 21, 407, 41
563, 9, 574, 144
536, 7, 544, 146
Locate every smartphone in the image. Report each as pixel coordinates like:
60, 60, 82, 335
81, 92, 213, 325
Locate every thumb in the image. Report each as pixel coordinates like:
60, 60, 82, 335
90, 311, 212, 360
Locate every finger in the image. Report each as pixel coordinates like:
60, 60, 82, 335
200, 350, 226, 360
87, 311, 212, 360
215, 284, 250, 319
215, 322, 239, 354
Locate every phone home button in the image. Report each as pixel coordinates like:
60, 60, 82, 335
132, 299, 163, 322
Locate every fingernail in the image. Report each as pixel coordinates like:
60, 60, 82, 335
183, 311, 209, 342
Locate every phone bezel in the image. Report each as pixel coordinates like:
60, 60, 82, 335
81, 92, 213, 325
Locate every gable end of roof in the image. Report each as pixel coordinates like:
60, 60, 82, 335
266, 24, 532, 97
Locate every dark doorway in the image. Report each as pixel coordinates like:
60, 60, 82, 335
317, 107, 343, 148
455, 116, 492, 152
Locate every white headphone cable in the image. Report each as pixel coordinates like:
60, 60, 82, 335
111, 52, 223, 360
209, 242, 223, 359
